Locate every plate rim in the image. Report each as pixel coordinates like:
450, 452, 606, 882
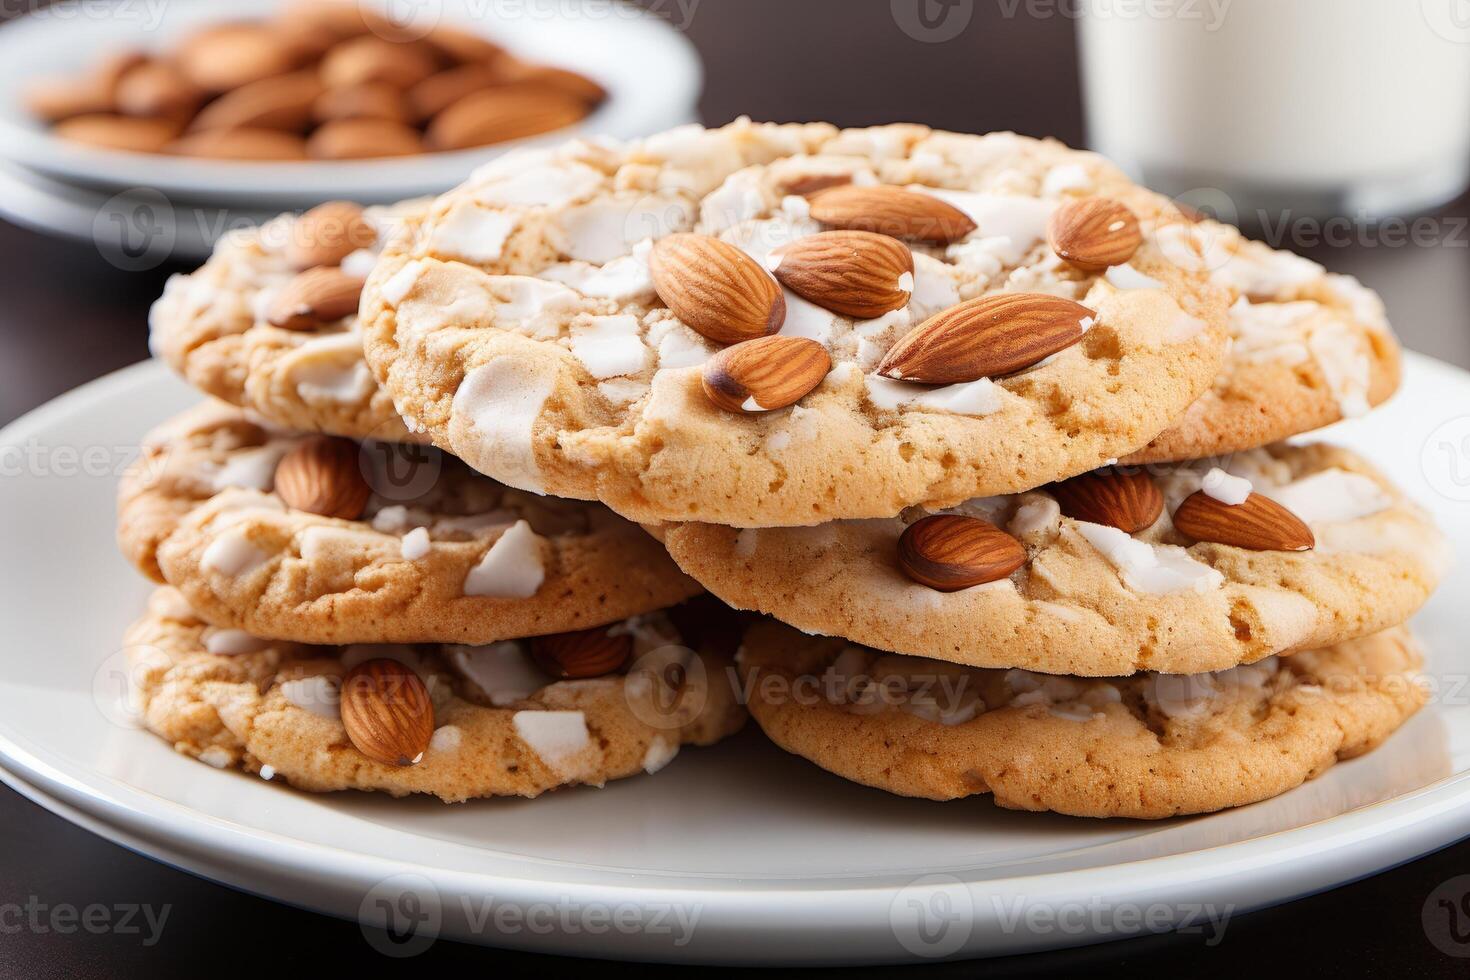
3, 354, 1470, 964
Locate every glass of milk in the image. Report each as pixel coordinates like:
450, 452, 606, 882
1078, 0, 1470, 220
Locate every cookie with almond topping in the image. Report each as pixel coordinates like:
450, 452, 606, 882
124, 588, 744, 801
148, 200, 427, 442
117, 402, 700, 644
359, 120, 1230, 527
1125, 218, 1401, 464
736, 618, 1425, 818
665, 443, 1446, 676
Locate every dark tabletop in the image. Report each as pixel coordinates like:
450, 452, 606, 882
2, 1, 1469, 976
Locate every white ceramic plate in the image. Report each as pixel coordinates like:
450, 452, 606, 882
0, 0, 701, 209
0, 356, 1467, 965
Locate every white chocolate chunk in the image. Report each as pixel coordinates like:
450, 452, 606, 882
512, 710, 590, 769
201, 528, 269, 577
204, 629, 270, 655
426, 205, 517, 263
379, 260, 426, 305
280, 675, 340, 720
1074, 522, 1224, 595
865, 376, 1005, 416
1201, 468, 1253, 506
447, 641, 549, 706
400, 526, 431, 560
1263, 468, 1391, 525
463, 520, 545, 598
641, 738, 679, 774
1106, 264, 1165, 291
570, 315, 649, 379
451, 359, 554, 493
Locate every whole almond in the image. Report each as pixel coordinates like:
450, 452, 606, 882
1172, 491, 1315, 552
168, 127, 308, 160
898, 514, 1027, 592
340, 659, 434, 766
267, 267, 365, 329
1049, 468, 1163, 533
1047, 197, 1143, 273
288, 201, 377, 270
114, 61, 204, 119
702, 336, 831, 413
321, 36, 438, 90
424, 25, 506, 65
877, 292, 1093, 384
809, 185, 976, 244
650, 234, 787, 346
426, 87, 587, 150
27, 50, 145, 121
495, 58, 606, 105
314, 82, 411, 124
25, 77, 113, 123
782, 173, 853, 198
530, 627, 633, 679
53, 115, 179, 153
273, 435, 371, 519
770, 231, 914, 319
407, 64, 502, 121
308, 118, 423, 159
177, 24, 300, 92
190, 70, 326, 132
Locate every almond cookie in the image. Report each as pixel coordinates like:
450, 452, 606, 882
359, 120, 1229, 527
149, 200, 424, 442
665, 443, 1448, 676
124, 588, 744, 801
1125, 218, 1401, 463
118, 402, 700, 644
737, 618, 1426, 818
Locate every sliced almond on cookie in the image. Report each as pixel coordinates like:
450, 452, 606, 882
702, 336, 831, 413
770, 231, 914, 319
898, 514, 1027, 592
650, 234, 786, 345
1172, 492, 1315, 552
1049, 468, 1163, 533
1047, 197, 1143, 273
273, 435, 372, 519
340, 659, 434, 766
876, 293, 1093, 384
808, 185, 976, 244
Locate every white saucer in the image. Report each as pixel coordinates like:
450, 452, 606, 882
0, 159, 276, 261
0, 357, 1466, 965
0, 0, 702, 209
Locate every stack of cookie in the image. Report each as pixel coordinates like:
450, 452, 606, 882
126, 200, 745, 801
131, 120, 1447, 819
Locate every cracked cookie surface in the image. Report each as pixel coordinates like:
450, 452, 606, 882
666, 443, 1446, 675
737, 618, 1425, 818
359, 120, 1229, 527
117, 402, 700, 644
150, 201, 424, 441
1127, 219, 1400, 463
126, 588, 744, 801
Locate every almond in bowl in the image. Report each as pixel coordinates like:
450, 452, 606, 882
23, 3, 605, 160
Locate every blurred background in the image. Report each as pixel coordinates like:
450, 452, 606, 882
3, 1, 1470, 975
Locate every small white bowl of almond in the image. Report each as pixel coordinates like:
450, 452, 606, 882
0, 0, 700, 209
